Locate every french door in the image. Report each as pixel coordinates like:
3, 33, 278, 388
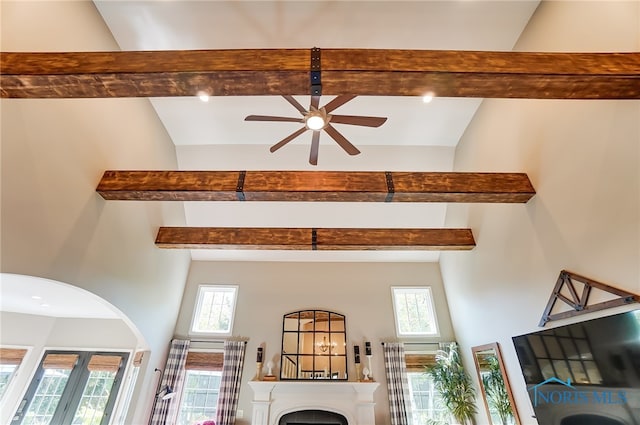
12, 350, 128, 425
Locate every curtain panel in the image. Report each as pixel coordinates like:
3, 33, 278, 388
383, 342, 413, 425
149, 339, 190, 425
215, 340, 247, 425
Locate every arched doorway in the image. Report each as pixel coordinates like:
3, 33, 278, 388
0, 273, 148, 425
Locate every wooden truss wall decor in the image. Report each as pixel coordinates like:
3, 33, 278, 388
2, 49, 639, 99
155, 227, 475, 251
96, 170, 536, 203
539, 270, 640, 327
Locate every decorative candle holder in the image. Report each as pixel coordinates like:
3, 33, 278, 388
354, 344, 361, 380
256, 347, 264, 380
256, 361, 263, 380
364, 341, 373, 381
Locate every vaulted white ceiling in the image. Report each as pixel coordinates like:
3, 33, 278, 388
94, 1, 540, 262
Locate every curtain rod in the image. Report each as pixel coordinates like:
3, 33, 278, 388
174, 337, 248, 344
381, 342, 441, 345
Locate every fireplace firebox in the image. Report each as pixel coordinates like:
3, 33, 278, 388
248, 381, 379, 425
279, 409, 348, 425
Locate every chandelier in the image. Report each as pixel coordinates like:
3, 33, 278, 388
317, 336, 336, 353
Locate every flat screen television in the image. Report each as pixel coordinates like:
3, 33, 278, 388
512, 309, 640, 425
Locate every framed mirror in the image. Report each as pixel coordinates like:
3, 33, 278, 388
280, 310, 348, 380
472, 342, 520, 425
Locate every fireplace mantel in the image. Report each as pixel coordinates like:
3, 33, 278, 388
248, 381, 380, 425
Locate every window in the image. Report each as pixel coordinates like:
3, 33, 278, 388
177, 351, 224, 425
0, 347, 27, 400
405, 353, 449, 425
408, 372, 448, 425
178, 370, 222, 425
13, 350, 128, 425
191, 285, 238, 335
391, 287, 439, 337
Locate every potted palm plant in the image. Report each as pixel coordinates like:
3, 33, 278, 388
427, 343, 477, 425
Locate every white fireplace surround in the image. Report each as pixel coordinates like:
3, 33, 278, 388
248, 381, 380, 425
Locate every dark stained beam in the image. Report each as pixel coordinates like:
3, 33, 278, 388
155, 227, 476, 250
2, 49, 639, 99
96, 170, 536, 203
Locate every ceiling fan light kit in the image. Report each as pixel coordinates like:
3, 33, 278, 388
305, 113, 325, 130
245, 94, 387, 165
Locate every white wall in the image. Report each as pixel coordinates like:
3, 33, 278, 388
441, 1, 640, 424
176, 261, 456, 425
0, 312, 139, 425
1, 2, 191, 423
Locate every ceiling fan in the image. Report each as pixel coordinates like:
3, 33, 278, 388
245, 95, 387, 165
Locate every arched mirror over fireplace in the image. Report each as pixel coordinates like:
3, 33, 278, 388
280, 310, 348, 380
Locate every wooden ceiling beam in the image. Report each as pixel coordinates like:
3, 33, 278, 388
155, 227, 476, 250
2, 49, 638, 99
96, 170, 536, 203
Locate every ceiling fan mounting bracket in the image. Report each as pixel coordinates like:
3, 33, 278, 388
310, 47, 322, 96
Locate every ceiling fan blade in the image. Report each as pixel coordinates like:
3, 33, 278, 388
310, 95, 321, 110
283, 95, 308, 115
324, 124, 361, 156
323, 95, 357, 113
270, 127, 308, 153
309, 131, 320, 165
245, 115, 304, 123
330, 115, 388, 127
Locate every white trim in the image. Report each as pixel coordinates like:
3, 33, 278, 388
0, 344, 32, 411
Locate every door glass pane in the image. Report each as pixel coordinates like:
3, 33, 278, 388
22, 369, 72, 425
71, 370, 117, 425
0, 364, 18, 399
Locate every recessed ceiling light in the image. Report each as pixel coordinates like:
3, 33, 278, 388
31, 295, 42, 300
197, 91, 210, 102
40, 303, 50, 308
422, 92, 434, 103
